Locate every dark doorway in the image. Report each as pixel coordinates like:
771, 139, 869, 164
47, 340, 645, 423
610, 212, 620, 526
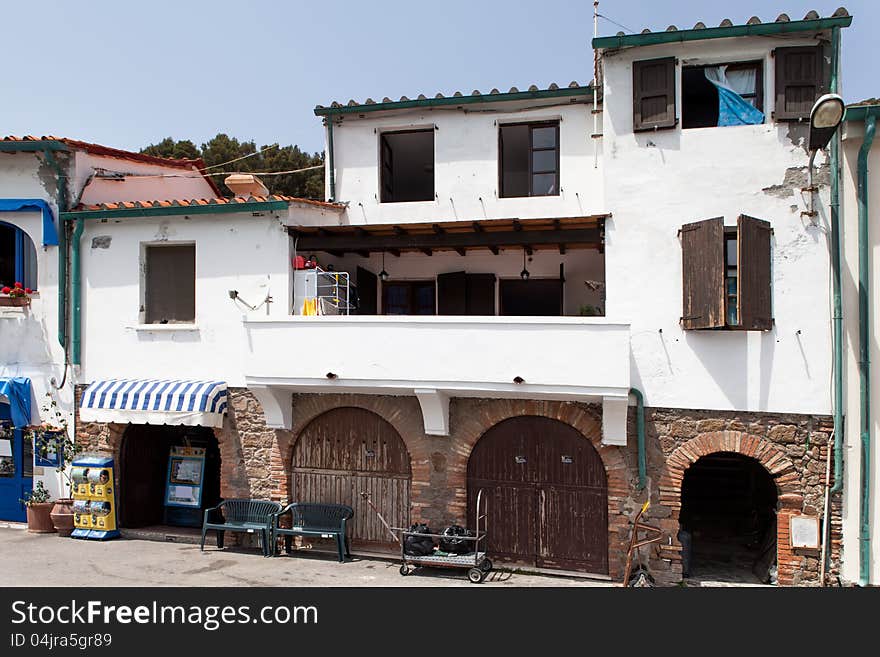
499, 279, 562, 316
119, 425, 220, 529
380, 130, 434, 203
467, 416, 608, 573
679, 452, 778, 584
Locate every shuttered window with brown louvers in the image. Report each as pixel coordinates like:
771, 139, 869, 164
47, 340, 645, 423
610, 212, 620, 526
680, 217, 725, 330
737, 215, 773, 330
774, 45, 828, 121
633, 57, 677, 131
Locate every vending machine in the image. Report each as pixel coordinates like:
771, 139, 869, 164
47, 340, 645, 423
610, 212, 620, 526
70, 454, 119, 540
163, 445, 206, 527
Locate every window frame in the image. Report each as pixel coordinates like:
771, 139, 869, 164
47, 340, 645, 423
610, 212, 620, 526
498, 120, 561, 198
141, 241, 196, 325
681, 60, 765, 130
378, 128, 436, 204
380, 279, 436, 315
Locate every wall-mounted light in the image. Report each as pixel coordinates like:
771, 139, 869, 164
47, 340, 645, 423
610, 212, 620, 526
520, 248, 530, 280
802, 93, 846, 222
379, 251, 389, 282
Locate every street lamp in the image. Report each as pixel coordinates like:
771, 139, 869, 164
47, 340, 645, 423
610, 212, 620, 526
804, 93, 846, 222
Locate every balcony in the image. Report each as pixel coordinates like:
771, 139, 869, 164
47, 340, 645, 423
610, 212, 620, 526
242, 315, 631, 444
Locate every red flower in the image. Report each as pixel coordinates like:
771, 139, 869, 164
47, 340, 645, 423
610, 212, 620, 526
25, 288, 33, 294
13, 282, 22, 289
1, 287, 10, 295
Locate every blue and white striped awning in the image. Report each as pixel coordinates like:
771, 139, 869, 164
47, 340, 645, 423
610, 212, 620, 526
79, 379, 228, 428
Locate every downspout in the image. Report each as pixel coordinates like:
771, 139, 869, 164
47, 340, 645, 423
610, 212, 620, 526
326, 118, 336, 202
630, 387, 646, 490
829, 25, 845, 494
42, 148, 68, 349
70, 217, 84, 365
857, 113, 876, 586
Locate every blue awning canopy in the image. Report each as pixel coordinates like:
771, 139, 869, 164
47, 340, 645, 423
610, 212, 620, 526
0, 377, 37, 427
79, 379, 228, 428
0, 199, 59, 246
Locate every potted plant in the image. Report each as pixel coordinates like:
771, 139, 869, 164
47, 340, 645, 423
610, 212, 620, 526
0, 282, 33, 307
20, 481, 56, 533
28, 394, 80, 536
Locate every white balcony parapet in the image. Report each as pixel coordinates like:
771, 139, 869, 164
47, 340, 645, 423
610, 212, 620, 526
243, 315, 631, 442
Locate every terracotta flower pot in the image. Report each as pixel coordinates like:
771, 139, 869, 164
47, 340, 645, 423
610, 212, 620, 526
26, 502, 57, 534
0, 296, 30, 307
50, 498, 75, 537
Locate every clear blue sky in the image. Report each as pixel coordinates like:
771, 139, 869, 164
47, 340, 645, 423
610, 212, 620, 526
2, 1, 875, 154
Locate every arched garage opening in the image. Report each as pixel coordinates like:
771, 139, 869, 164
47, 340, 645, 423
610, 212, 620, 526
467, 416, 608, 574
291, 407, 411, 552
679, 452, 778, 583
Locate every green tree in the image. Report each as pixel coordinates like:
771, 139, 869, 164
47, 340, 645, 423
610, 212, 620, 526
140, 134, 325, 199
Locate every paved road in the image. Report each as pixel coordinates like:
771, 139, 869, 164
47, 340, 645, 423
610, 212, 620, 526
0, 526, 611, 587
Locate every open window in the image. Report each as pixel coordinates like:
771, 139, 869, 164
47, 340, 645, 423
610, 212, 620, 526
0, 222, 37, 291
681, 215, 771, 330
143, 243, 195, 324
499, 122, 559, 197
380, 130, 435, 203
774, 45, 828, 121
683, 62, 764, 129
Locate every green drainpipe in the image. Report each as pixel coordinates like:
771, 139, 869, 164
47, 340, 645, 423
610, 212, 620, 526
830, 25, 845, 494
70, 217, 84, 365
857, 113, 876, 586
326, 118, 336, 202
42, 148, 68, 349
630, 388, 646, 490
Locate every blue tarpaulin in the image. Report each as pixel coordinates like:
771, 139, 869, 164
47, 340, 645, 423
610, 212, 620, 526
0, 377, 34, 428
0, 199, 58, 246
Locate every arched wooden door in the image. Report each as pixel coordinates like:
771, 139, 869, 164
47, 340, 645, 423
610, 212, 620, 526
467, 416, 608, 573
292, 408, 411, 550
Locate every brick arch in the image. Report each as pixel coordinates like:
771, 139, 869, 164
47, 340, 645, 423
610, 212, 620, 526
448, 399, 631, 578
664, 431, 799, 497
659, 430, 802, 585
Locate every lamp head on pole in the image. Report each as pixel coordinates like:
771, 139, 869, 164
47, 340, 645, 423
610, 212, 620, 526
809, 93, 845, 151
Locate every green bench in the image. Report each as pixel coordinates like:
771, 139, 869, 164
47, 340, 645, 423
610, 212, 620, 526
269, 503, 354, 562
200, 499, 282, 557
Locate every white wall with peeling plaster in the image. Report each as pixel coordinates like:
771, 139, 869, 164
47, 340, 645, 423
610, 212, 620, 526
601, 34, 834, 416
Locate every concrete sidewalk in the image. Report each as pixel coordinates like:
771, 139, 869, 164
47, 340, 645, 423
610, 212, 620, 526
0, 526, 611, 587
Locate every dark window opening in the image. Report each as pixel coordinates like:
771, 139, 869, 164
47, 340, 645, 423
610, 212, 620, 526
380, 130, 434, 203
499, 279, 562, 316
382, 281, 435, 315
499, 122, 559, 198
679, 452, 778, 584
725, 231, 738, 326
0, 222, 38, 290
682, 63, 763, 129
144, 244, 195, 324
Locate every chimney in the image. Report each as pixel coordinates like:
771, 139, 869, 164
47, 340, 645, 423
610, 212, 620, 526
223, 173, 270, 197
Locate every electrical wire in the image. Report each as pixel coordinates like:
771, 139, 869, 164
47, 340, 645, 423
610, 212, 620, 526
597, 13, 636, 34
91, 163, 323, 180
200, 143, 279, 170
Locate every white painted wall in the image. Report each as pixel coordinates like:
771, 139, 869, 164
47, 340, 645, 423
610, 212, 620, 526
0, 153, 71, 500
327, 98, 604, 225
601, 34, 834, 416
79, 208, 300, 387
74, 151, 216, 206
840, 119, 879, 585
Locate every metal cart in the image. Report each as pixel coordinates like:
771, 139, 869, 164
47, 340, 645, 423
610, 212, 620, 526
360, 489, 492, 583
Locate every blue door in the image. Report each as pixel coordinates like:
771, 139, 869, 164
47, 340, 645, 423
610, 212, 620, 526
0, 403, 32, 522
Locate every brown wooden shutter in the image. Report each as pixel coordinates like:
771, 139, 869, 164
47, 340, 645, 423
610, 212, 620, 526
680, 217, 725, 330
437, 271, 467, 314
356, 266, 377, 315
633, 57, 676, 131
145, 244, 195, 323
774, 45, 827, 121
737, 215, 773, 331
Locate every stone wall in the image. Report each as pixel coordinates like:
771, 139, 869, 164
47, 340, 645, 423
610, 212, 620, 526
74, 384, 840, 586
624, 407, 840, 586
